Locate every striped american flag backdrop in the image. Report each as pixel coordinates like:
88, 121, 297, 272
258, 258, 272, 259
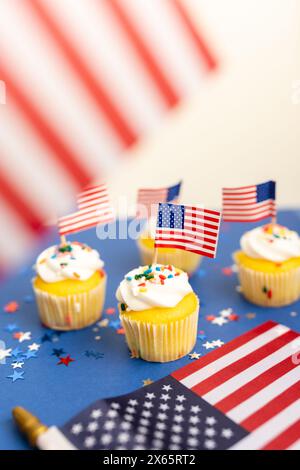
0, 0, 217, 271
155, 202, 221, 258
32, 321, 300, 450
58, 184, 115, 236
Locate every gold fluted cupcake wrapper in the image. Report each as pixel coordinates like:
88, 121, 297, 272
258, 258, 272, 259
120, 305, 199, 363
236, 262, 300, 307
33, 275, 106, 330
137, 239, 202, 275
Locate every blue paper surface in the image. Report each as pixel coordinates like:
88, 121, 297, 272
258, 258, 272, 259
0, 211, 300, 450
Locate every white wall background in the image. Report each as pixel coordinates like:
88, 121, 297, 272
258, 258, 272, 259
108, 0, 300, 215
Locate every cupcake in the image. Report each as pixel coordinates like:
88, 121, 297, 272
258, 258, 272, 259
116, 264, 199, 362
137, 218, 202, 275
33, 241, 106, 330
234, 224, 300, 307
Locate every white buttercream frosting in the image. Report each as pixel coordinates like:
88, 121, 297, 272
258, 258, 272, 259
35, 242, 104, 282
116, 264, 192, 311
240, 224, 300, 263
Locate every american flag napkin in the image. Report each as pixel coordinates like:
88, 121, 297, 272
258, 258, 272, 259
53, 321, 300, 450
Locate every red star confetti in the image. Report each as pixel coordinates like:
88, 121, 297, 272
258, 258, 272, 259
206, 315, 216, 322
13, 332, 23, 340
105, 307, 115, 315
222, 267, 233, 276
4, 301, 19, 313
57, 355, 75, 366
117, 328, 125, 335
228, 313, 240, 321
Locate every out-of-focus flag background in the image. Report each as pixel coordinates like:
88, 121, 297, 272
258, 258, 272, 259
0, 0, 299, 272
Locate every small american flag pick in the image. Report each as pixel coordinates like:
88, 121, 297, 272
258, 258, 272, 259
222, 180, 276, 222
155, 203, 221, 258
136, 181, 182, 219
49, 321, 300, 450
58, 184, 114, 236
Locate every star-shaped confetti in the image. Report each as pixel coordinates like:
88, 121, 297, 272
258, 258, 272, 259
4, 324, 18, 332
11, 361, 24, 369
14, 331, 32, 343
116, 328, 125, 335
222, 267, 233, 276
98, 318, 109, 327
0, 347, 12, 361
212, 316, 228, 326
23, 350, 37, 360
11, 347, 23, 358
41, 333, 52, 343
4, 301, 19, 313
28, 343, 40, 351
7, 370, 24, 382
189, 352, 201, 360
57, 355, 75, 366
52, 348, 65, 357
143, 378, 153, 387
105, 307, 116, 315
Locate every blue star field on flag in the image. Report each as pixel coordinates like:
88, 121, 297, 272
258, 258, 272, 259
61, 376, 247, 450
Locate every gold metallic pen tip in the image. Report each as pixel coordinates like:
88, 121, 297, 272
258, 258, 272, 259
12, 406, 48, 447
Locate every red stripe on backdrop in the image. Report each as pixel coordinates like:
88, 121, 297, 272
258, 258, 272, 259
0, 63, 90, 187
0, 167, 44, 233
172, 321, 278, 382
262, 418, 300, 450
28, 0, 137, 147
106, 0, 179, 107
191, 330, 299, 397
242, 381, 300, 433
215, 355, 299, 413
172, 0, 218, 71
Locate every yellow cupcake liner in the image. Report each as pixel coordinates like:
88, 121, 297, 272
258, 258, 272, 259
33, 274, 106, 330
137, 238, 202, 275
119, 303, 199, 363
236, 262, 300, 307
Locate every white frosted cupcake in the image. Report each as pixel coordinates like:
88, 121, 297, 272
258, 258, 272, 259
137, 218, 202, 275
116, 264, 199, 362
32, 241, 106, 330
234, 224, 300, 307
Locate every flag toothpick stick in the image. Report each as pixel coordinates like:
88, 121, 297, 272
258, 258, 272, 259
152, 247, 158, 265
60, 235, 67, 245
271, 214, 277, 225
